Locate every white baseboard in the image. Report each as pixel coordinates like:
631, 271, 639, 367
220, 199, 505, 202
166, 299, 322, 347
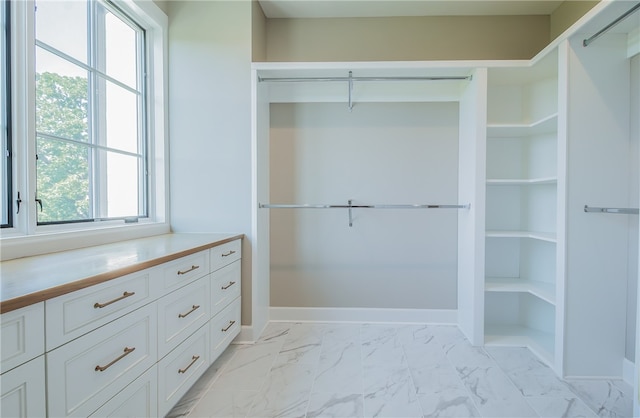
233, 325, 257, 344
623, 357, 635, 386
269, 306, 457, 324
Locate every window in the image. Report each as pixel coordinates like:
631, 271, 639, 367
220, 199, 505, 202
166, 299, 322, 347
1, 0, 10, 228
1, 0, 168, 258
35, 0, 146, 224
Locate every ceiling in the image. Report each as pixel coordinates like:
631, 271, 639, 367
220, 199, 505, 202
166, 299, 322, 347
258, 0, 566, 19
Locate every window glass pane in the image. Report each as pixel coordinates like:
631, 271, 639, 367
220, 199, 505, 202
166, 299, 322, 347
101, 78, 139, 153
33, 0, 148, 226
36, 47, 89, 141
100, 150, 142, 218
35, 0, 87, 64
101, 5, 138, 89
36, 137, 90, 223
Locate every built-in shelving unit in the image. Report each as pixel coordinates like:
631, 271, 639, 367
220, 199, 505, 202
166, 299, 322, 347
483, 49, 564, 373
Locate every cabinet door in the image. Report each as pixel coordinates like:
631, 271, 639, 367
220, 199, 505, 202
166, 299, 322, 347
47, 303, 157, 417
211, 260, 241, 317
0, 303, 44, 373
0, 356, 46, 418
89, 366, 158, 418
158, 323, 209, 417
210, 240, 241, 272
162, 251, 210, 292
210, 296, 240, 363
157, 276, 210, 359
46, 268, 158, 350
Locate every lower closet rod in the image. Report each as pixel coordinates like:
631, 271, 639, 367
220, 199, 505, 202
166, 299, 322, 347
584, 205, 639, 214
259, 203, 470, 209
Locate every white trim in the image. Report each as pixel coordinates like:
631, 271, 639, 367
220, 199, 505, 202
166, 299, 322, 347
269, 307, 457, 324
232, 325, 257, 344
624, 357, 635, 386
0, 221, 169, 261
2, 0, 169, 260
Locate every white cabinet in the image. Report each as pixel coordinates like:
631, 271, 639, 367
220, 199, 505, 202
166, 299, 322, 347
483, 49, 565, 371
211, 260, 241, 315
158, 323, 210, 417
0, 303, 44, 373
46, 268, 158, 350
89, 365, 158, 418
0, 234, 243, 417
210, 297, 241, 362
157, 276, 211, 358
0, 356, 46, 418
162, 250, 210, 291
47, 303, 158, 417
0, 303, 46, 418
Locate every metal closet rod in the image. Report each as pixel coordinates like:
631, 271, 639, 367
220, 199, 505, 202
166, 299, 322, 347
259, 203, 470, 209
583, 1, 640, 47
258, 71, 471, 111
584, 205, 639, 215
260, 200, 470, 227
258, 75, 473, 83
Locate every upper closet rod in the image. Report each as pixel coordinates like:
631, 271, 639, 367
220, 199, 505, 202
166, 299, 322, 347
258, 71, 472, 111
583, 1, 640, 47
258, 75, 472, 83
584, 205, 639, 214
260, 201, 470, 227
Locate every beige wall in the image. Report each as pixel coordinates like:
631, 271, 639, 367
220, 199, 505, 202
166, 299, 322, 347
252, 0, 267, 62
264, 15, 550, 62
550, 0, 599, 41
152, 0, 169, 15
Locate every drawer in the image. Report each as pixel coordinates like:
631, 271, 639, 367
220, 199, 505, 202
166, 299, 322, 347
157, 276, 210, 359
211, 260, 241, 317
47, 303, 157, 418
0, 356, 46, 418
158, 323, 209, 417
210, 296, 240, 363
89, 365, 157, 418
162, 250, 209, 292
210, 239, 241, 272
46, 268, 158, 350
1, 303, 44, 374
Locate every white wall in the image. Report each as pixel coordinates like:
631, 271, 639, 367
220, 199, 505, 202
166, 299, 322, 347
268, 102, 460, 311
167, 1, 255, 329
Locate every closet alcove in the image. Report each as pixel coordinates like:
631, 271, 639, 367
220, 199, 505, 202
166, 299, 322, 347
249, 1, 640, 404
251, 63, 486, 326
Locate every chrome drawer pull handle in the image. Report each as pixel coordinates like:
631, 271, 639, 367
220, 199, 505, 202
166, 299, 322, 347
178, 355, 200, 374
178, 305, 201, 318
221, 250, 236, 257
177, 265, 200, 275
95, 347, 136, 372
221, 281, 236, 290
94, 291, 136, 309
221, 320, 236, 332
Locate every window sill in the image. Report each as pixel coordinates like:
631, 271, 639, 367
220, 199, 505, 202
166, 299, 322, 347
0, 221, 171, 261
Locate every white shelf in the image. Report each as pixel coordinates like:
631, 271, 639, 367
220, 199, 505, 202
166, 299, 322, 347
487, 113, 558, 137
486, 177, 557, 186
484, 324, 555, 366
485, 277, 556, 305
485, 230, 556, 243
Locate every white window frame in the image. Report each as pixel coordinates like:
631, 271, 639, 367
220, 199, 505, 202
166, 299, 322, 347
0, 0, 169, 261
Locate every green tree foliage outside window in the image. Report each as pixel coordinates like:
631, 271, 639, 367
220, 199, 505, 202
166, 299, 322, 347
35, 72, 90, 223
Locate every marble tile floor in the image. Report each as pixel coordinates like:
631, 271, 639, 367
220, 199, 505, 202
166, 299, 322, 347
167, 322, 634, 418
